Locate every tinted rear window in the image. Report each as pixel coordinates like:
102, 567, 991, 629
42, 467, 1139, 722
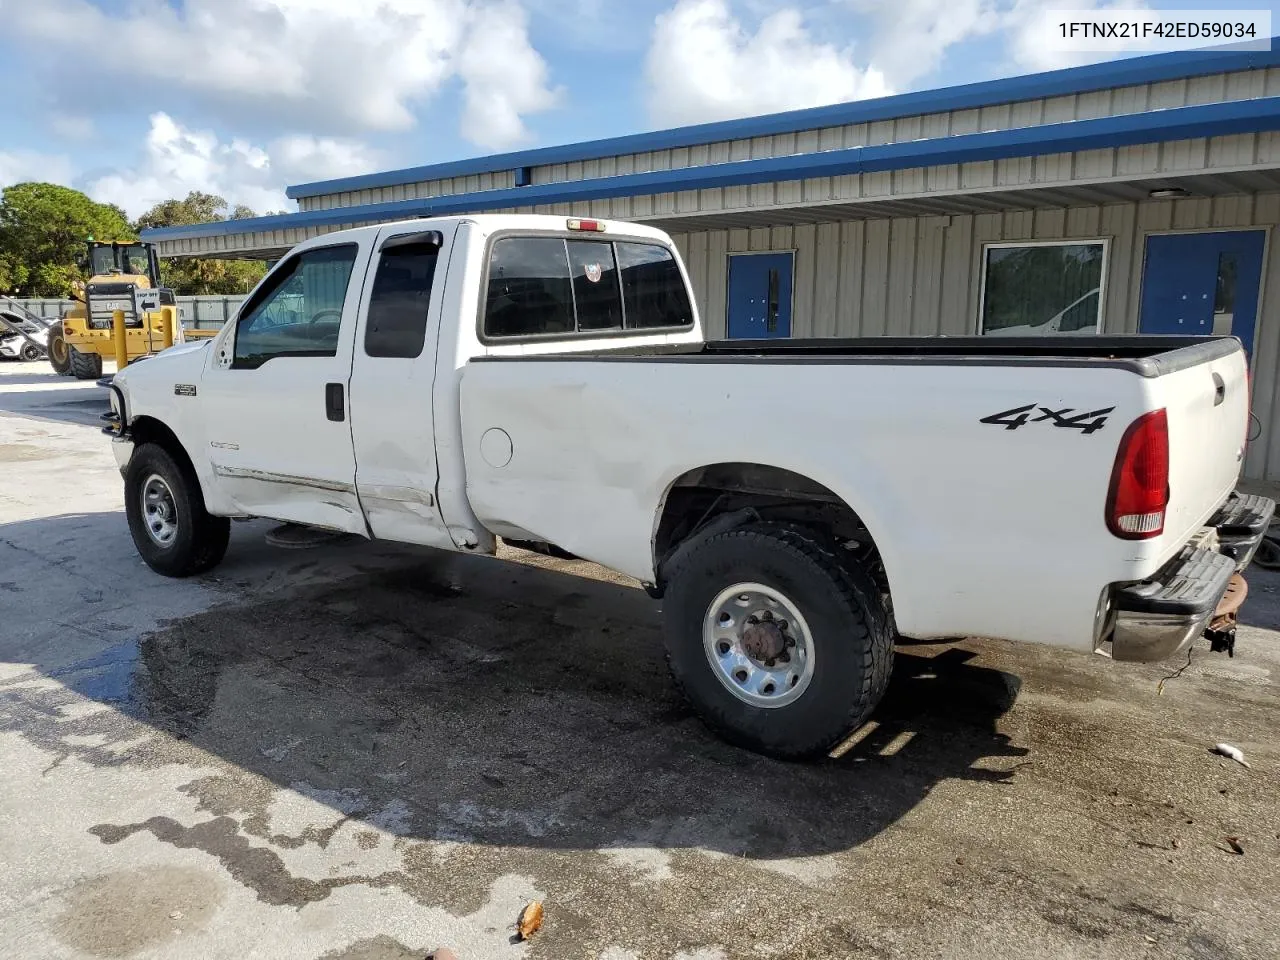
485, 238, 574, 337
616, 242, 693, 330
483, 235, 693, 339
365, 243, 439, 358
567, 240, 622, 331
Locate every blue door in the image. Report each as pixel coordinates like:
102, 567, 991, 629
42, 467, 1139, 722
727, 253, 793, 338
1140, 230, 1265, 359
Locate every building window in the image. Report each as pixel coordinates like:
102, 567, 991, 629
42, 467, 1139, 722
979, 241, 1106, 336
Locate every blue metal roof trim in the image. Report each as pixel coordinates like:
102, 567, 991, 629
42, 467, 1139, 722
144, 96, 1280, 244
285, 41, 1280, 200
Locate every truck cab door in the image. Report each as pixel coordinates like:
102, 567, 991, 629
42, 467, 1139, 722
198, 239, 370, 535
345, 223, 453, 548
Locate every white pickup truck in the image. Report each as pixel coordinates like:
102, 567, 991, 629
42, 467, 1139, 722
104, 214, 1274, 758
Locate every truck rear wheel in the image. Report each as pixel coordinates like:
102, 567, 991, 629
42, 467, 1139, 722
68, 346, 103, 380
662, 522, 894, 759
125, 442, 230, 577
47, 322, 72, 375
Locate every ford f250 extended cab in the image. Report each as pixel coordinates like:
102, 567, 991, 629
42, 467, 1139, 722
103, 214, 1275, 758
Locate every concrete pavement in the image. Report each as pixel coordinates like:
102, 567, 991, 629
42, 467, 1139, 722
2, 359, 1279, 959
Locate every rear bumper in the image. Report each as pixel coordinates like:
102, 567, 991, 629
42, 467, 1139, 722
1109, 492, 1275, 662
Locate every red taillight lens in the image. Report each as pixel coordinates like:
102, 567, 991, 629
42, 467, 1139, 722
1106, 408, 1169, 539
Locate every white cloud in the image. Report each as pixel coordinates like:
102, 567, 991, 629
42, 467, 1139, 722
457, 2, 563, 148
646, 0, 891, 127
0, 0, 559, 149
268, 135, 383, 185
83, 113, 384, 218
845, 0, 1000, 88
0, 151, 75, 190
1006, 0, 1154, 72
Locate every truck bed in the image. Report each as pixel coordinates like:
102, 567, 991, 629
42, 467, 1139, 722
479, 334, 1240, 378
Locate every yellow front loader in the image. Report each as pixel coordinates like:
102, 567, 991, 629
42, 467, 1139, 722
47, 240, 217, 379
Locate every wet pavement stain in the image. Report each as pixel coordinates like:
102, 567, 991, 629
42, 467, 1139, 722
90, 816, 384, 908
318, 935, 426, 960
53, 864, 224, 958
0, 442, 55, 462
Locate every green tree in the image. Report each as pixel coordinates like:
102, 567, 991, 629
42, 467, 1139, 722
134, 191, 267, 295
0, 182, 135, 296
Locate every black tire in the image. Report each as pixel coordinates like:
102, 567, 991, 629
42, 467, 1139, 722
20, 342, 42, 361
662, 522, 894, 759
69, 346, 103, 380
124, 442, 231, 577
47, 322, 72, 375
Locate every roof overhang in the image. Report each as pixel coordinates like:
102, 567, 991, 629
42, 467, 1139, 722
143, 96, 1280, 258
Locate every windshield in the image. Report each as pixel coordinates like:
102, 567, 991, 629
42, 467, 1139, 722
88, 244, 151, 278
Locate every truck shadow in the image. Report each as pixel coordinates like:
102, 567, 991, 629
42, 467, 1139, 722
0, 511, 1030, 874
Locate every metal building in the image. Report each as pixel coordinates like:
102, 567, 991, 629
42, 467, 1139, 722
142, 43, 1280, 483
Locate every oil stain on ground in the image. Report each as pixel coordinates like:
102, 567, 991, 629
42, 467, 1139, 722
53, 864, 224, 958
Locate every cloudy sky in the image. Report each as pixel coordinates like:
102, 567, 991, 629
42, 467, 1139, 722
0, 0, 1272, 218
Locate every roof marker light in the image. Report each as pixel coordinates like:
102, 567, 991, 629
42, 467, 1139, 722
567, 218, 605, 232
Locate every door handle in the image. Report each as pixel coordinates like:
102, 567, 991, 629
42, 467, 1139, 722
1212, 372, 1226, 406
325, 383, 345, 422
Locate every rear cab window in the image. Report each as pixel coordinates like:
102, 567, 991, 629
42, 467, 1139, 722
483, 235, 693, 341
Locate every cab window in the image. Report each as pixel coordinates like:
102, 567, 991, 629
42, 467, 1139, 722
364, 242, 440, 359
233, 245, 358, 369
483, 236, 692, 339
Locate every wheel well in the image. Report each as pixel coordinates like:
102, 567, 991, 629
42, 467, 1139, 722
128, 416, 198, 481
654, 462, 887, 594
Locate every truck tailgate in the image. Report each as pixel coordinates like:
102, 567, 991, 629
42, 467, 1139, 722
1153, 343, 1250, 552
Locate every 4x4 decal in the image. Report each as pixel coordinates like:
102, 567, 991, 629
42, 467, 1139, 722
980, 403, 1114, 435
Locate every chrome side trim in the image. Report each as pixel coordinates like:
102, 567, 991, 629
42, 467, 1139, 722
212, 464, 355, 495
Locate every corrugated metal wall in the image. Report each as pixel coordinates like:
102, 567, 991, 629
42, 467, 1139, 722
668, 192, 1280, 482
296, 67, 1279, 212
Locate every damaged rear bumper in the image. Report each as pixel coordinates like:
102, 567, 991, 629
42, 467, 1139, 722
1106, 492, 1275, 663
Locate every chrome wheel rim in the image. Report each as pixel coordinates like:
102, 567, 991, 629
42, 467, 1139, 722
703, 582, 815, 708
141, 473, 178, 548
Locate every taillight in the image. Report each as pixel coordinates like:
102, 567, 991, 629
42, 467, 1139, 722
1106, 408, 1169, 539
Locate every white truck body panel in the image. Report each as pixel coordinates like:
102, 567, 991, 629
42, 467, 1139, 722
459, 354, 1243, 650
110, 213, 1257, 665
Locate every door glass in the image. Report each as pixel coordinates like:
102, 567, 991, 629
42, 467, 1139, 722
364, 242, 439, 359
1213, 251, 1238, 336
233, 245, 358, 369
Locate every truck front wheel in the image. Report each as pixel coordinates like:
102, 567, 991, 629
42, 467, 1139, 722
662, 522, 894, 759
124, 443, 230, 577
